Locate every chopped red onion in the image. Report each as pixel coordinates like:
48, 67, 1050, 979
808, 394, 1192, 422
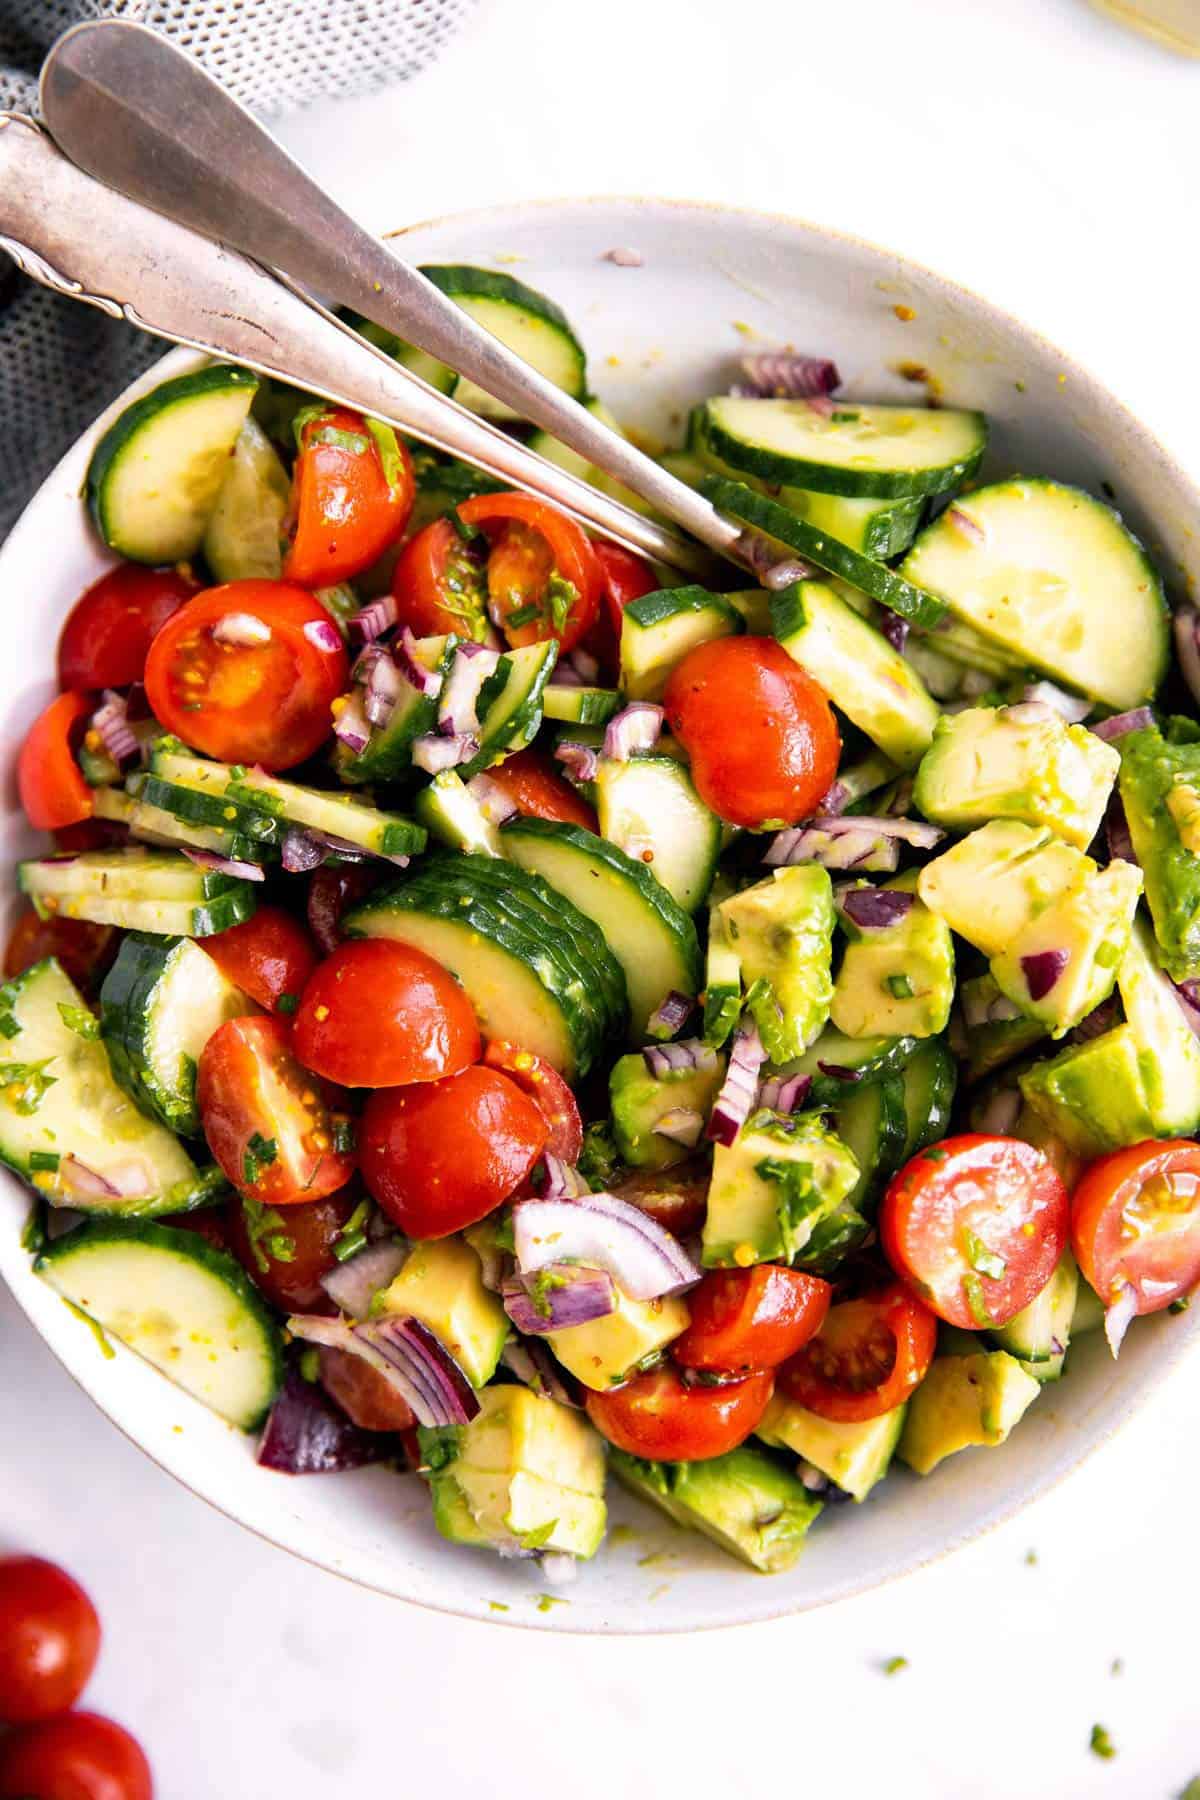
364, 652, 403, 727
758, 1072, 812, 1113
91, 689, 140, 767
706, 1018, 767, 1146
439, 642, 500, 737
319, 1241, 407, 1318
554, 740, 601, 783
500, 1341, 583, 1408
396, 626, 444, 698
881, 612, 909, 653
763, 558, 814, 590
257, 1364, 397, 1475
349, 591, 398, 644
763, 827, 900, 873
961, 984, 1021, 1029
570, 647, 600, 684
182, 848, 265, 881
1023, 680, 1091, 724
540, 1152, 589, 1200
282, 827, 327, 874
604, 246, 644, 268
734, 352, 839, 400
978, 1086, 1022, 1135
1176, 611, 1200, 708
947, 506, 986, 546
604, 701, 664, 762
1091, 707, 1154, 742
412, 731, 479, 773
502, 1263, 616, 1334
332, 691, 372, 756
548, 662, 584, 688
213, 610, 272, 646
303, 616, 343, 655
816, 1062, 861, 1084
1021, 948, 1070, 1002
466, 773, 519, 824
806, 813, 944, 848
839, 885, 914, 931
1104, 1279, 1138, 1359
513, 1194, 700, 1300
643, 1038, 719, 1079
654, 1107, 705, 1148
1105, 794, 1136, 865
57, 1155, 119, 1200
288, 1314, 479, 1426
645, 990, 695, 1040
805, 393, 836, 419
1069, 995, 1121, 1045
882, 777, 915, 817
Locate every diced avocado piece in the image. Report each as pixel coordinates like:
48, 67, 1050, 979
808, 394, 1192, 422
988, 1250, 1079, 1383
376, 1236, 508, 1388
898, 1351, 1041, 1475
609, 1444, 822, 1573
702, 905, 743, 1047
756, 1393, 905, 1501
609, 1048, 724, 1171
831, 871, 954, 1040
989, 859, 1142, 1037
714, 865, 835, 1061
702, 1107, 859, 1268
1116, 915, 1200, 1135
547, 1289, 689, 1390
1118, 725, 1200, 980
428, 1470, 492, 1546
917, 820, 1091, 957
1011, 1100, 1084, 1189
1019, 1025, 1158, 1158
913, 705, 1119, 851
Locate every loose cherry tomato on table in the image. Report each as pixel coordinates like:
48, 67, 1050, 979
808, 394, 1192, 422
293, 939, 480, 1088
482, 1040, 582, 1162
611, 1159, 711, 1238
4, 907, 115, 993
456, 493, 602, 654
57, 563, 196, 691
594, 539, 658, 640
663, 635, 840, 829
306, 863, 380, 955
673, 1266, 831, 1375
778, 1283, 938, 1423
197, 1015, 355, 1206
284, 409, 414, 588
18, 692, 95, 832
360, 1065, 548, 1238
318, 1346, 417, 1433
201, 905, 319, 1015
880, 1134, 1069, 1330
143, 580, 348, 770
0, 1556, 100, 1724
1072, 1139, 1200, 1347
585, 1364, 774, 1461
391, 515, 493, 642
0, 1711, 152, 1800
480, 747, 598, 832
226, 1186, 359, 1313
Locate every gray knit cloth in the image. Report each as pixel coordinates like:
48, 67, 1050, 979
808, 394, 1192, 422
0, 0, 478, 541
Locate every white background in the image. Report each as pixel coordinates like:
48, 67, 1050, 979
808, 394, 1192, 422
6, 0, 1200, 1794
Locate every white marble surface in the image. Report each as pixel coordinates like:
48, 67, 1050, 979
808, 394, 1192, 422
6, 0, 1200, 1792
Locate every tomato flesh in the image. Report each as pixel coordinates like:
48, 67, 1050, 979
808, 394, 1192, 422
673, 1266, 831, 1375
585, 1365, 773, 1461
0, 1711, 153, 1800
480, 747, 598, 832
0, 1557, 100, 1725
610, 1159, 711, 1238
456, 493, 601, 654
284, 408, 414, 588
594, 539, 658, 641
881, 1133, 1070, 1330
201, 905, 318, 1015
293, 939, 480, 1089
4, 907, 115, 994
779, 1283, 938, 1423
18, 692, 95, 832
482, 1040, 582, 1162
58, 563, 195, 691
1072, 1139, 1200, 1325
226, 1186, 358, 1313
318, 1345, 417, 1432
391, 515, 492, 642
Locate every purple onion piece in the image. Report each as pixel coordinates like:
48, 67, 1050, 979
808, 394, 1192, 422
763, 558, 814, 591
947, 506, 985, 546
839, 885, 914, 931
1105, 793, 1136, 866
806, 813, 944, 848
816, 1062, 861, 1084
642, 1038, 719, 1079
570, 647, 600, 684
396, 626, 444, 698
1105, 1279, 1138, 1359
554, 741, 601, 783
304, 616, 344, 654
349, 598, 395, 645
1021, 948, 1070, 1002
645, 990, 695, 1041
706, 1018, 767, 1146
466, 773, 519, 824
257, 1365, 398, 1475
181, 848, 265, 882
764, 827, 900, 873
332, 691, 372, 756
735, 351, 839, 400
1069, 994, 1122, 1045
500, 1341, 583, 1409
502, 1263, 616, 1334
57, 1154, 121, 1200
212, 610, 271, 647
282, 827, 328, 874
653, 1106, 705, 1148
287, 1313, 478, 1426
412, 732, 479, 774
540, 1152, 588, 1200
1091, 707, 1155, 742
1176, 611, 1200, 708
880, 612, 909, 654
513, 1194, 700, 1300
548, 662, 585, 688
438, 643, 500, 737
977, 1086, 1022, 1136
758, 1072, 812, 1113
91, 690, 140, 766
1022, 680, 1090, 724
319, 1241, 407, 1318
603, 701, 664, 762
363, 653, 403, 728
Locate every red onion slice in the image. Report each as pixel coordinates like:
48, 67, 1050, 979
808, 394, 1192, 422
763, 558, 814, 591
412, 731, 479, 773
977, 1085, 1022, 1135
540, 1153, 589, 1200
257, 1364, 398, 1474
880, 612, 909, 654
1176, 611, 1200, 707
1023, 680, 1091, 724
466, 773, 519, 824
319, 1241, 407, 1318
282, 828, 326, 874
1105, 794, 1136, 865
182, 848, 265, 882
397, 626, 444, 698
838, 886, 914, 931
57, 1155, 121, 1200
500, 1341, 583, 1408
653, 1106, 705, 1148
349, 591, 398, 644
1068, 994, 1121, 1045
1104, 1279, 1138, 1359
548, 662, 585, 688
706, 1018, 767, 1146
807, 813, 944, 848
332, 691, 372, 756
91, 690, 140, 767
645, 990, 695, 1041
816, 1061, 861, 1084
303, 617, 343, 655
213, 610, 272, 646
947, 506, 986, 546
438, 642, 501, 738
603, 701, 664, 762
554, 741, 601, 783
733, 352, 839, 399
1021, 948, 1069, 1001
643, 1038, 718, 1079
502, 1263, 616, 1334
288, 1314, 479, 1426
513, 1194, 700, 1300
364, 652, 403, 728
758, 1072, 811, 1113
763, 827, 900, 873
1091, 707, 1155, 742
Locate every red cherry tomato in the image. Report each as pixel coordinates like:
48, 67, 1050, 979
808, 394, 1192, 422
456, 493, 602, 654
143, 580, 348, 770
197, 1015, 355, 1207
594, 539, 658, 640
305, 863, 380, 956
585, 1364, 774, 1461
391, 515, 492, 642
156, 1207, 229, 1252
664, 635, 840, 829
0, 1557, 100, 1724
226, 1186, 359, 1313
293, 940, 480, 1089
1072, 1140, 1200, 1331
201, 905, 318, 1015
482, 1040, 582, 1162
480, 747, 598, 832
318, 1346, 416, 1432
0, 1712, 152, 1800
610, 1160, 711, 1238
360, 1065, 548, 1238
18, 692, 95, 832
4, 908, 115, 993
673, 1266, 832, 1375
284, 408, 414, 587
880, 1134, 1070, 1330
778, 1283, 938, 1423
57, 563, 196, 691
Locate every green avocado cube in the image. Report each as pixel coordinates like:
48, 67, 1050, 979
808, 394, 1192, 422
702, 1108, 859, 1268
1019, 1025, 1158, 1158
547, 1288, 690, 1390
831, 872, 955, 1041
917, 820, 1090, 958
376, 1235, 508, 1389
609, 1047, 724, 1171
1118, 725, 1200, 980
715, 865, 834, 1062
989, 859, 1142, 1037
757, 1394, 905, 1501
1116, 916, 1200, 1135
898, 1351, 1041, 1476
609, 1444, 822, 1572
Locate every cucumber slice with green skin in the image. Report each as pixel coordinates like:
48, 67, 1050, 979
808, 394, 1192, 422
696, 397, 987, 499
343, 311, 461, 397
333, 635, 457, 786
528, 399, 659, 519
703, 907, 743, 1048
99, 934, 254, 1135
87, 365, 259, 563
777, 1027, 922, 1105
500, 818, 701, 1041
0, 958, 224, 1215
897, 1039, 958, 1162
833, 1074, 909, 1212
619, 585, 742, 702
202, 415, 290, 582
921, 614, 1028, 680
542, 684, 623, 726
19, 847, 255, 906
420, 266, 587, 421
900, 479, 1169, 712
36, 1220, 282, 1429
594, 753, 721, 913
45, 889, 256, 938
115, 789, 276, 864
988, 1249, 1079, 1383
138, 775, 282, 845
704, 478, 946, 629
681, 438, 925, 557
462, 640, 559, 777
414, 771, 503, 856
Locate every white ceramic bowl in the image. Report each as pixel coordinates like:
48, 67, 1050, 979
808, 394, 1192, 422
3, 197, 1198, 1634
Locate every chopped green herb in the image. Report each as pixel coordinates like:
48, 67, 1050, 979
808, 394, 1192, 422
831, 409, 861, 423
29, 1150, 60, 1172
578, 1121, 622, 1191
0, 1010, 21, 1040
1089, 1724, 1116, 1761
240, 1196, 295, 1273
0, 1060, 57, 1115
332, 1116, 356, 1156
1024, 1548, 1038, 1566
488, 1601, 510, 1613
536, 1592, 569, 1612
962, 1272, 994, 1328
546, 572, 578, 635
276, 993, 299, 1017
963, 1227, 1007, 1281
1110, 1657, 1123, 1677
365, 417, 405, 493
1170, 1294, 1191, 1314
299, 1346, 321, 1383
333, 1198, 370, 1263
923, 1147, 948, 1164
882, 1655, 909, 1676
241, 1132, 278, 1188
417, 1424, 462, 1472
516, 1518, 558, 1551
313, 426, 370, 455
886, 973, 914, 1000
505, 604, 541, 630
446, 506, 476, 544
57, 1002, 99, 1040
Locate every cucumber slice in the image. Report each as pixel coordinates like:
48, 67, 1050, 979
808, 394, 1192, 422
202, 416, 290, 581
18, 847, 244, 906
594, 754, 721, 913
897, 1040, 958, 1161
528, 398, 658, 519
680, 437, 925, 557
619, 586, 741, 703
138, 775, 282, 845
989, 1250, 1079, 1382
542, 684, 622, 726
463, 640, 558, 776
117, 788, 276, 864
414, 771, 503, 856
100, 934, 254, 1135
420, 266, 587, 421
697, 397, 987, 498
900, 479, 1169, 712
778, 1027, 922, 1105
333, 635, 456, 786
87, 365, 259, 563
0, 958, 224, 1214
833, 1074, 909, 1211
344, 311, 461, 396
36, 1220, 282, 1429
500, 818, 701, 1040
704, 478, 946, 629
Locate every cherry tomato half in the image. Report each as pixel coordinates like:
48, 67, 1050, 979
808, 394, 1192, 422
391, 516, 492, 642
293, 940, 480, 1089
18, 692, 95, 832
585, 1365, 773, 1461
1072, 1140, 1200, 1336
143, 580, 348, 769
0, 1711, 152, 1800
360, 1065, 548, 1238
0, 1556, 100, 1725
480, 747, 598, 832
201, 905, 318, 1016
456, 493, 602, 654
197, 1015, 355, 1206
4, 908, 115, 994
673, 1266, 832, 1375
881, 1134, 1069, 1330
664, 635, 840, 829
226, 1186, 359, 1313
610, 1159, 711, 1238
778, 1283, 938, 1423
305, 864, 380, 956
594, 539, 658, 640
57, 563, 196, 691
284, 409, 414, 588
482, 1040, 582, 1162
318, 1346, 417, 1432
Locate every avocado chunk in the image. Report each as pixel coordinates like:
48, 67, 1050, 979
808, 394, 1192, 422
702, 1107, 860, 1268
898, 1350, 1041, 1475
917, 820, 1088, 958
831, 872, 955, 1041
422, 1386, 607, 1559
376, 1236, 508, 1389
609, 1047, 724, 1171
989, 858, 1141, 1037
988, 1250, 1079, 1383
712, 865, 835, 1062
1114, 915, 1200, 1134
913, 704, 1119, 850
1118, 724, 1200, 980
757, 1394, 905, 1501
547, 1289, 690, 1390
609, 1444, 822, 1572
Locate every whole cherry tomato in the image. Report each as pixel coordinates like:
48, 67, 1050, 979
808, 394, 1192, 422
0, 1712, 152, 1800
1072, 1139, 1200, 1348
284, 409, 414, 588
673, 1266, 831, 1375
778, 1283, 938, 1424
57, 563, 195, 691
318, 1346, 416, 1432
585, 1365, 774, 1461
479, 747, 598, 832
226, 1186, 359, 1313
293, 940, 480, 1088
0, 1556, 100, 1724
482, 1040, 582, 1162
391, 516, 492, 642
18, 693, 95, 832
4, 908, 115, 993
456, 493, 602, 654
201, 905, 318, 1015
